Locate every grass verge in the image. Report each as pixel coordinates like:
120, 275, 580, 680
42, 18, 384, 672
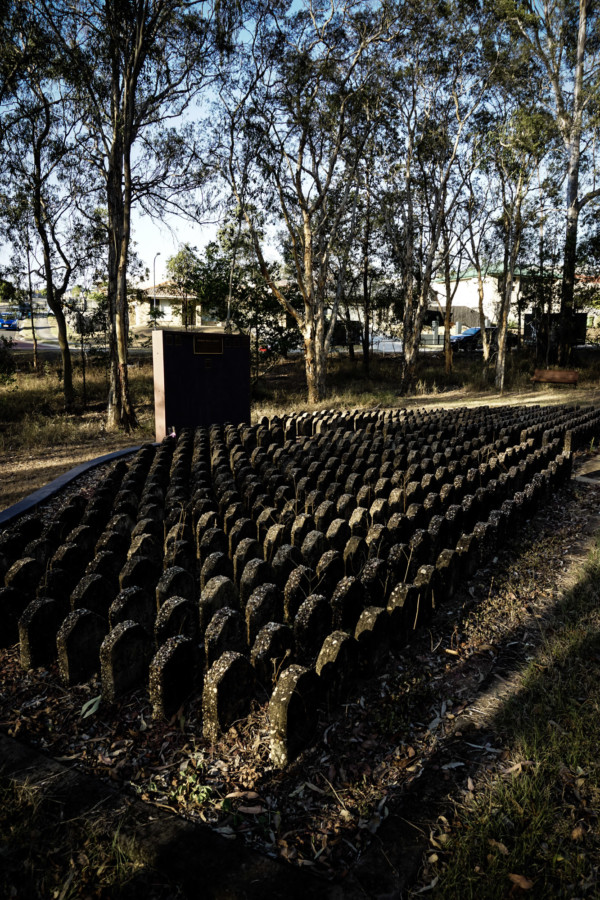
426, 540, 600, 899
0, 776, 183, 899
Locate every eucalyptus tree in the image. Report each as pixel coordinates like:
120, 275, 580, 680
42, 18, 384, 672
0, 14, 103, 409
37, 0, 240, 430
381, 0, 499, 391
460, 159, 500, 363
216, 0, 394, 403
481, 103, 554, 390
501, 0, 600, 361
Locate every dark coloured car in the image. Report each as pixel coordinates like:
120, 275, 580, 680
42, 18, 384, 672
450, 326, 483, 351
450, 326, 518, 354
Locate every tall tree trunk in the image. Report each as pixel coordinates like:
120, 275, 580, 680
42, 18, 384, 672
495, 184, 523, 392
106, 133, 137, 431
26, 242, 38, 374
558, 0, 588, 364
442, 228, 453, 375
40, 253, 74, 410
476, 270, 490, 362
361, 179, 371, 375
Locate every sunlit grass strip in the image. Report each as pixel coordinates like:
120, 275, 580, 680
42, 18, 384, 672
427, 545, 600, 898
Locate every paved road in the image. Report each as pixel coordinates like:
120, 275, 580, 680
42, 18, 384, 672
10, 310, 151, 358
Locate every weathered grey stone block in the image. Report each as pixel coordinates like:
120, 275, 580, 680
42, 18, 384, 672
204, 607, 246, 668
198, 576, 238, 635
315, 550, 344, 599
5, 557, 42, 595
202, 651, 255, 742
283, 565, 313, 623
251, 622, 293, 690
354, 606, 390, 674
200, 552, 233, 590
57, 608, 107, 685
109, 586, 154, 632
119, 555, 161, 593
70, 572, 115, 618
19, 597, 63, 669
155, 596, 198, 645
149, 635, 201, 720
156, 566, 195, 609
100, 620, 151, 702
343, 535, 368, 577
330, 576, 365, 632
301, 530, 326, 570
293, 594, 331, 666
245, 583, 282, 645
269, 664, 318, 769
315, 630, 358, 705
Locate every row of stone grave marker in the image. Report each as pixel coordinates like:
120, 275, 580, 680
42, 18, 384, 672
0, 403, 598, 767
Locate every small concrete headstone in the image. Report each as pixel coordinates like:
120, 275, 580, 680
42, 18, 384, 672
70, 573, 115, 618
263, 524, 286, 563
57, 608, 107, 685
250, 622, 293, 691
271, 544, 303, 590
360, 558, 389, 607
202, 651, 255, 742
325, 518, 351, 553
330, 576, 365, 632
200, 552, 233, 590
95, 531, 125, 558
315, 550, 344, 599
245, 583, 282, 645
100, 620, 152, 702
269, 664, 319, 769
233, 537, 261, 585
239, 557, 273, 608
283, 565, 314, 623
348, 507, 369, 537
290, 514, 315, 549
204, 607, 246, 668
156, 566, 195, 609
19, 597, 64, 669
315, 630, 358, 706
149, 635, 201, 720
119, 555, 161, 593
198, 527, 228, 566
343, 535, 368, 577
5, 557, 43, 595
354, 606, 390, 675
128, 532, 161, 561
109, 586, 155, 632
293, 593, 331, 665
198, 576, 239, 635
301, 530, 326, 570
155, 596, 198, 645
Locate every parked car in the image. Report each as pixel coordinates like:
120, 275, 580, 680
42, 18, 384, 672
0, 315, 18, 331
450, 326, 518, 353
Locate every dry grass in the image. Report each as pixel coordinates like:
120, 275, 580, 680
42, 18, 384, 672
0, 362, 155, 512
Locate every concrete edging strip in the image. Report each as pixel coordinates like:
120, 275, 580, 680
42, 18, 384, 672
0, 445, 150, 528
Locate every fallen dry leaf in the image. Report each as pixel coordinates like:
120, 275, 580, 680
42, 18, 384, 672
488, 838, 509, 855
571, 824, 585, 841
508, 873, 534, 890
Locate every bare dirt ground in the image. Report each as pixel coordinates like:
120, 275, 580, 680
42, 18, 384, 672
0, 434, 145, 513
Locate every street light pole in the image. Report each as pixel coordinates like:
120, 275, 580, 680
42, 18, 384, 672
153, 251, 161, 327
